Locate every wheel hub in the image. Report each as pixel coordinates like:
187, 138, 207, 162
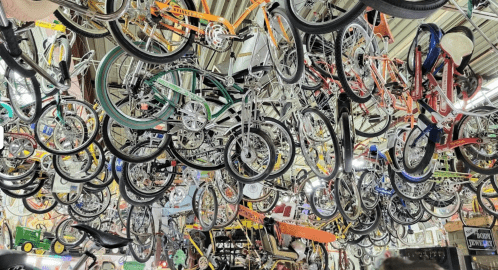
241, 146, 257, 164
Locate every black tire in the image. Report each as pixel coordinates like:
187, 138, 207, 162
5, 68, 42, 124
310, 186, 337, 220
101, 113, 171, 163
126, 206, 155, 263
349, 205, 381, 235
447, 26, 474, 74
454, 106, 498, 175
335, 177, 361, 222
119, 176, 162, 206
252, 190, 279, 213
402, 126, 435, 174
1, 179, 45, 199
459, 199, 496, 230
193, 185, 218, 231
0, 171, 38, 189
359, 0, 448, 19
53, 142, 106, 183
354, 102, 392, 138
22, 195, 58, 214
21, 241, 34, 253
299, 108, 341, 181
122, 142, 175, 198
106, 0, 196, 64
262, 117, 296, 179
285, 0, 366, 34
34, 99, 99, 155
1, 222, 13, 250
54, 8, 110, 38
267, 8, 304, 84
341, 112, 354, 173
301, 67, 323, 91
477, 180, 498, 217
358, 171, 380, 210
335, 19, 377, 104
389, 166, 433, 200
224, 128, 276, 184
50, 239, 65, 255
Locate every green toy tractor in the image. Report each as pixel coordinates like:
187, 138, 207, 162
14, 226, 65, 255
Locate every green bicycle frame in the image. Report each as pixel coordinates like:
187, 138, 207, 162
147, 68, 244, 122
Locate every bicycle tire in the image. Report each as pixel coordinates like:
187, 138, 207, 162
22, 195, 58, 214
455, 106, 498, 175
285, 0, 366, 34
262, 117, 296, 179
335, 177, 361, 222
341, 112, 354, 173
358, 171, 380, 210
127, 205, 155, 263
299, 108, 340, 181
0, 172, 38, 190
54, 8, 110, 38
459, 199, 496, 230
34, 99, 99, 155
402, 126, 435, 174
335, 19, 378, 104
354, 102, 392, 138
267, 8, 304, 84
107, 0, 196, 64
477, 180, 498, 217
194, 184, 218, 231
1, 222, 13, 250
310, 186, 337, 220
349, 205, 381, 235
0, 162, 39, 181
359, 0, 448, 19
224, 128, 276, 184
119, 176, 162, 206
53, 142, 106, 183
95, 45, 181, 130
5, 68, 42, 124
39, 36, 71, 96
1, 179, 45, 199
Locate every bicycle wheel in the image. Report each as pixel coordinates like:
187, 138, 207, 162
359, 0, 448, 19
215, 169, 243, 204
0, 158, 39, 181
309, 243, 328, 270
194, 185, 218, 231
55, 218, 86, 247
358, 171, 380, 210
224, 128, 276, 184
285, 0, 365, 34
127, 206, 155, 263
267, 8, 304, 84
0, 222, 13, 250
69, 187, 111, 218
34, 99, 99, 155
310, 185, 337, 220
107, 0, 196, 64
477, 179, 498, 217
214, 194, 239, 229
406, 23, 442, 75
353, 100, 391, 138
304, 33, 337, 78
402, 126, 435, 174
260, 117, 296, 179
122, 142, 175, 198
102, 113, 171, 163
252, 189, 279, 213
340, 112, 354, 173
299, 108, 340, 181
335, 19, 378, 104
350, 206, 381, 235
5, 68, 41, 124
95, 46, 181, 130
459, 198, 496, 229
22, 182, 58, 214
53, 142, 106, 183
302, 67, 323, 91
38, 36, 71, 96
455, 106, 498, 175
389, 167, 434, 200
335, 176, 361, 222
53, 1, 110, 38
422, 189, 460, 218
387, 194, 424, 225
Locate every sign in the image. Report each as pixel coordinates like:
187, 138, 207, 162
463, 226, 496, 251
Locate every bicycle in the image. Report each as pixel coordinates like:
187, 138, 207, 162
107, 0, 304, 83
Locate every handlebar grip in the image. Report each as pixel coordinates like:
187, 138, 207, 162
0, 44, 36, 77
59, 60, 70, 82
0, 22, 22, 57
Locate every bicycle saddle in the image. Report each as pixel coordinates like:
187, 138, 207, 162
72, 224, 132, 249
440, 32, 473, 66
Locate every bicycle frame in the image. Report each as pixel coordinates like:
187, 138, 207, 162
153, 0, 281, 47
